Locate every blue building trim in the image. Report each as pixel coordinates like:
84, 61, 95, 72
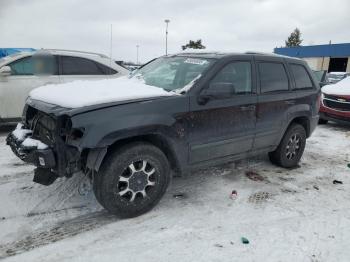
0, 48, 36, 58
274, 43, 350, 58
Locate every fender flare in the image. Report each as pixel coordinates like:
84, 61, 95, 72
86, 147, 108, 172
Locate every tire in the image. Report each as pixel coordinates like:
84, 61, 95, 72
94, 142, 170, 218
269, 124, 306, 168
318, 118, 328, 125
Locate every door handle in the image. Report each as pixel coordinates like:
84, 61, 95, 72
285, 100, 296, 105
240, 105, 256, 111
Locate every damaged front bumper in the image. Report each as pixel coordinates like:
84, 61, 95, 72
6, 126, 58, 185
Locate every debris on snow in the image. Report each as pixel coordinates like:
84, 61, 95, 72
333, 180, 343, 185
173, 193, 186, 199
313, 185, 319, 190
241, 237, 249, 244
245, 171, 264, 181
230, 190, 238, 200
248, 192, 270, 204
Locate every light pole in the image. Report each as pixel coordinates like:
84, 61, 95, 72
164, 19, 170, 56
136, 45, 139, 65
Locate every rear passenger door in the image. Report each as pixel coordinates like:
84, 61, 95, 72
254, 58, 295, 150
59, 56, 117, 83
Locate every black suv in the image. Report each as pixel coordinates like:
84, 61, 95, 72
7, 52, 320, 218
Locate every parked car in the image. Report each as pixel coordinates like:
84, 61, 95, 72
327, 71, 350, 84
319, 77, 350, 124
313, 70, 330, 87
0, 49, 129, 125
6, 52, 320, 218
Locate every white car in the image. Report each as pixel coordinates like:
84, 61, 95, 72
0, 49, 129, 124
327, 71, 350, 84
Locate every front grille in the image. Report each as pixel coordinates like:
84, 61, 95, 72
31, 112, 56, 146
323, 96, 350, 112
324, 94, 350, 102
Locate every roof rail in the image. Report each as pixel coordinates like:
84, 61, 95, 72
245, 51, 275, 55
245, 51, 295, 59
38, 49, 109, 58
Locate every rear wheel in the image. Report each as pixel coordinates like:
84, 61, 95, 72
269, 124, 306, 168
318, 118, 328, 124
93, 142, 170, 218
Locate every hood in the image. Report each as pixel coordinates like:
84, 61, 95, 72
322, 77, 350, 96
29, 76, 177, 109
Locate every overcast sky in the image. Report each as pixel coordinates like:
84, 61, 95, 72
1, 0, 349, 63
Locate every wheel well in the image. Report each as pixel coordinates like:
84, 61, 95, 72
107, 134, 182, 174
289, 116, 310, 137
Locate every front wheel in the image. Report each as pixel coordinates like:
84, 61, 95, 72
269, 124, 306, 168
93, 142, 170, 218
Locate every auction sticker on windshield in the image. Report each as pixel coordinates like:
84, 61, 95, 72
184, 58, 208, 65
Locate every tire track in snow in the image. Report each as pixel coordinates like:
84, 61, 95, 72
0, 211, 118, 259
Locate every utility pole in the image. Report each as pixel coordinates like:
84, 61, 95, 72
136, 45, 139, 65
164, 19, 170, 56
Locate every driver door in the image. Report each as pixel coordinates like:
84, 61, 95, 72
188, 59, 257, 164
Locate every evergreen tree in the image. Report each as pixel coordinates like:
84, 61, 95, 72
182, 39, 206, 50
285, 28, 303, 47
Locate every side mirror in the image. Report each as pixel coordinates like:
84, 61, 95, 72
0, 66, 11, 76
198, 82, 235, 105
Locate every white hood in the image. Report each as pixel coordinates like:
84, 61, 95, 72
29, 77, 176, 108
322, 77, 350, 96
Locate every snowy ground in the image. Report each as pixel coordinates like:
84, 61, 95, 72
0, 123, 349, 262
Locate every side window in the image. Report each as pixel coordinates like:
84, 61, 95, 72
8, 56, 34, 75
33, 55, 58, 75
210, 61, 252, 94
97, 62, 117, 75
61, 56, 107, 75
259, 62, 289, 93
290, 64, 313, 89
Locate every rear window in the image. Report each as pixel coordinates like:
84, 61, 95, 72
291, 64, 313, 89
258, 62, 289, 93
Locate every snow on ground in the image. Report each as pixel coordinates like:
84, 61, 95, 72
0, 123, 350, 262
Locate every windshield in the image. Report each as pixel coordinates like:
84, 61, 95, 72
130, 56, 215, 91
0, 52, 25, 64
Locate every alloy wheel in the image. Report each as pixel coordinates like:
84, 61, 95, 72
285, 134, 301, 160
117, 160, 156, 202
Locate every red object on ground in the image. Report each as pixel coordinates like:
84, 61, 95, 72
230, 190, 238, 199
